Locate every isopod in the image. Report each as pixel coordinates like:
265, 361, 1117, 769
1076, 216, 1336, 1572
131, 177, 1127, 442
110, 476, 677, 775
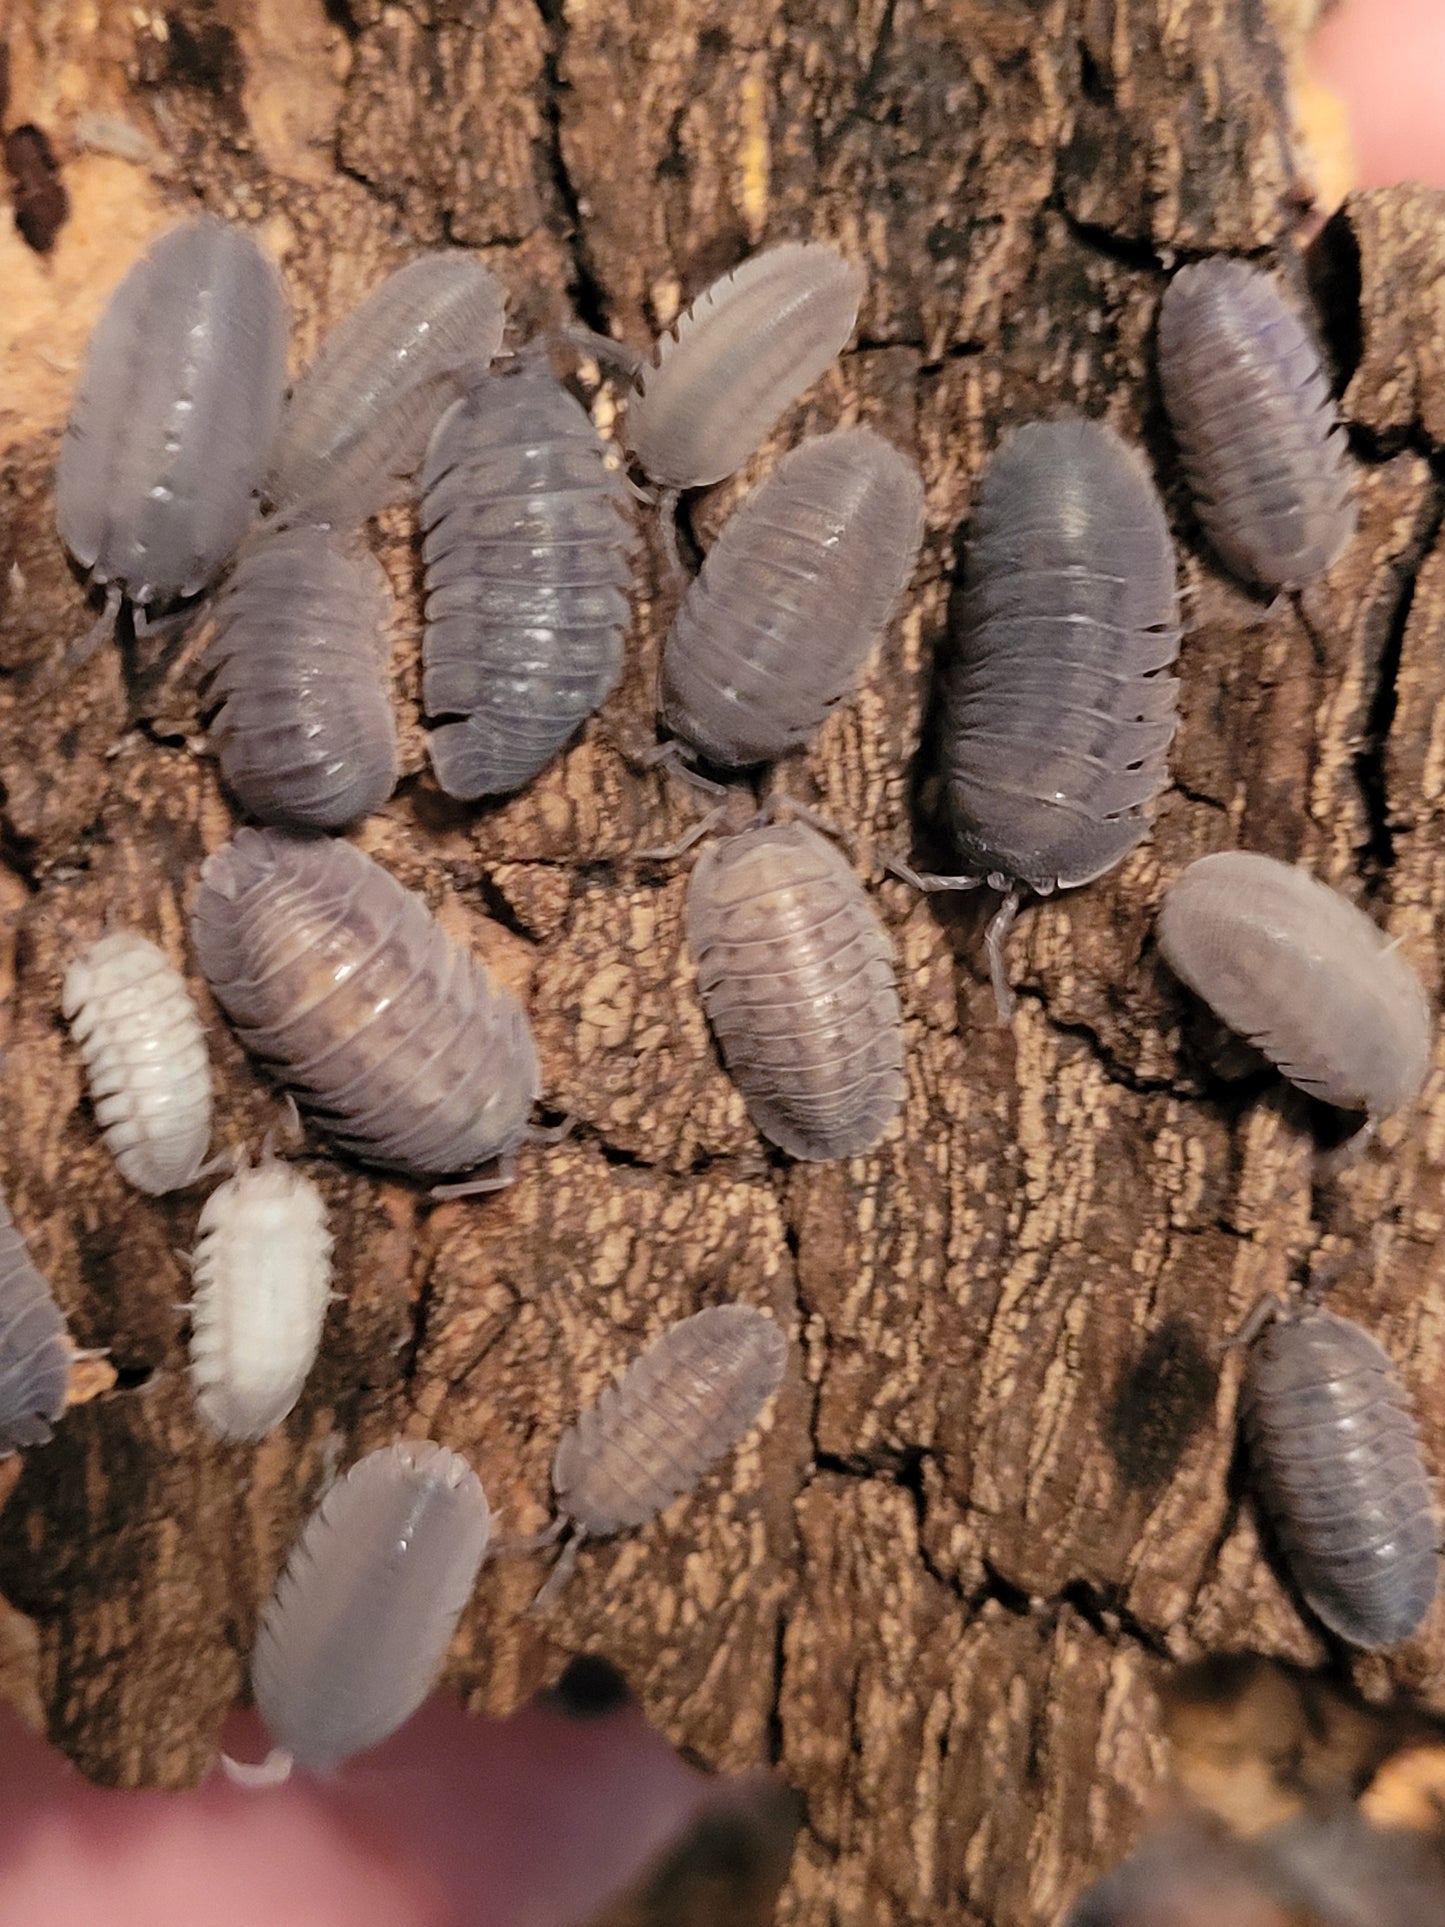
909, 417, 1181, 1019
0, 1194, 72, 1454
686, 819, 904, 1159
188, 1153, 334, 1443
55, 217, 288, 642
659, 427, 924, 767
1158, 258, 1356, 592
190, 829, 540, 1182
62, 932, 213, 1195
1157, 851, 1431, 1122
225, 1440, 492, 1783
534, 1303, 787, 1605
201, 524, 398, 831
419, 356, 633, 799
1241, 1300, 1437, 1649
625, 242, 864, 490
268, 253, 506, 530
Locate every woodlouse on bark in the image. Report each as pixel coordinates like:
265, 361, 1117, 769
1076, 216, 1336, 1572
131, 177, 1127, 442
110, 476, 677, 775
0, 1194, 72, 1455
904, 417, 1181, 1020
419, 356, 633, 800
1241, 1299, 1438, 1649
268, 252, 506, 531
55, 217, 288, 646
1157, 851, 1431, 1123
659, 426, 925, 767
224, 1440, 492, 1784
686, 818, 904, 1160
62, 932, 213, 1195
201, 524, 399, 831
533, 1303, 787, 1606
190, 829, 541, 1183
188, 1153, 334, 1443
1158, 258, 1356, 593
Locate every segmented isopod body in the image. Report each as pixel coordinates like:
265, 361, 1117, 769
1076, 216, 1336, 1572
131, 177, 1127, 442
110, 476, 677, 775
1157, 851, 1431, 1120
202, 524, 398, 830
1242, 1303, 1437, 1648
56, 217, 288, 616
419, 357, 633, 799
660, 427, 924, 766
269, 253, 506, 530
62, 932, 213, 1194
189, 1156, 334, 1442
0, 1194, 71, 1454
190, 829, 540, 1180
686, 820, 904, 1159
625, 242, 864, 489
1158, 259, 1356, 592
230, 1441, 492, 1783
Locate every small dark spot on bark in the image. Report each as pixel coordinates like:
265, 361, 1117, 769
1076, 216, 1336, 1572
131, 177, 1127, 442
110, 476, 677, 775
1307, 205, 1364, 392
1104, 1315, 1216, 1495
4, 124, 69, 254
543, 1651, 634, 1719
1078, 38, 1111, 105
698, 27, 730, 55
162, 12, 246, 98
926, 223, 973, 262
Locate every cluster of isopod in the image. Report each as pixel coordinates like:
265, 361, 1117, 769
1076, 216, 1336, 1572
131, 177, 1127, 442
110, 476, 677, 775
3, 207, 1438, 1786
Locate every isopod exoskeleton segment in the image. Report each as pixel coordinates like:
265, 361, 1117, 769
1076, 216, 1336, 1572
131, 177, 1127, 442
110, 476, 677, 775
0, 1194, 72, 1455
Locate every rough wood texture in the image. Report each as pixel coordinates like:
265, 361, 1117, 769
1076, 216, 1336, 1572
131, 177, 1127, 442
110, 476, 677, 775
0, 4, 1443, 1924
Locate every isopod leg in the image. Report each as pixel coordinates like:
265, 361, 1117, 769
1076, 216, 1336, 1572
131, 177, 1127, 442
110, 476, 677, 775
657, 488, 689, 590
57, 583, 123, 678
555, 323, 646, 383
634, 801, 729, 862
1313, 1116, 1376, 1183
529, 1524, 587, 1612
1228, 1293, 1287, 1350
983, 888, 1021, 1023
493, 1515, 567, 1557
431, 1158, 517, 1201
884, 856, 982, 894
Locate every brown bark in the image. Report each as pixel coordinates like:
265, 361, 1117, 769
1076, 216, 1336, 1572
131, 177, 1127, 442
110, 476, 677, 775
1, 2, 1443, 1923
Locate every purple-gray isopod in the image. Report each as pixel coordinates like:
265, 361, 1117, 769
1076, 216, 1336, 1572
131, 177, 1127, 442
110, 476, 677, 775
227, 1440, 492, 1783
1158, 259, 1356, 593
919, 417, 1181, 1018
659, 426, 924, 767
189, 829, 540, 1182
0, 1194, 71, 1455
55, 216, 288, 633
201, 524, 399, 831
1157, 851, 1431, 1122
419, 356, 633, 799
268, 253, 506, 531
1242, 1301, 1437, 1649
686, 819, 904, 1160
625, 242, 864, 489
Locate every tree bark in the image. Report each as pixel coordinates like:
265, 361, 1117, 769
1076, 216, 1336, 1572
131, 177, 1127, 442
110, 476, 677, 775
1, 2, 1444, 1923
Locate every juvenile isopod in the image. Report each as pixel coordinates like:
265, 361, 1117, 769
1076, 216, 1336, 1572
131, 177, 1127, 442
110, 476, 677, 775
268, 253, 506, 530
905, 417, 1181, 1019
686, 819, 904, 1159
201, 524, 398, 831
0, 1194, 72, 1454
188, 1153, 334, 1443
55, 217, 288, 645
625, 242, 864, 490
225, 1440, 492, 1784
190, 829, 540, 1183
1241, 1299, 1438, 1649
533, 1303, 787, 1605
659, 427, 924, 767
1158, 258, 1356, 593
419, 356, 633, 799
62, 932, 213, 1195
1157, 851, 1431, 1122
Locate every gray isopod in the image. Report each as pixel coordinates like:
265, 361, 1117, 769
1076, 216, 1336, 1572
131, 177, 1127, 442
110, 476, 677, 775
0, 1194, 72, 1455
686, 819, 904, 1160
625, 242, 864, 489
911, 417, 1181, 1019
189, 829, 540, 1183
55, 216, 288, 642
1241, 1300, 1437, 1649
201, 524, 399, 831
1158, 258, 1356, 593
660, 427, 924, 767
268, 253, 506, 530
419, 357, 633, 799
535, 1303, 787, 1605
225, 1440, 492, 1784
1157, 851, 1431, 1122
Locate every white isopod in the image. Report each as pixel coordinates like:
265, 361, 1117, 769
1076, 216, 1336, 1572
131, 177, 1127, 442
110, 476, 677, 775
189, 1154, 334, 1443
62, 932, 213, 1195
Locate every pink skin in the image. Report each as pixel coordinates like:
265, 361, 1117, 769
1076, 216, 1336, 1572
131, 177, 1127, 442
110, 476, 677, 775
1311, 0, 1445, 190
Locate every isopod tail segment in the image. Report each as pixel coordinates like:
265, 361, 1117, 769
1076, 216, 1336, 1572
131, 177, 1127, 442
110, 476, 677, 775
883, 859, 1024, 1024
220, 1745, 295, 1789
